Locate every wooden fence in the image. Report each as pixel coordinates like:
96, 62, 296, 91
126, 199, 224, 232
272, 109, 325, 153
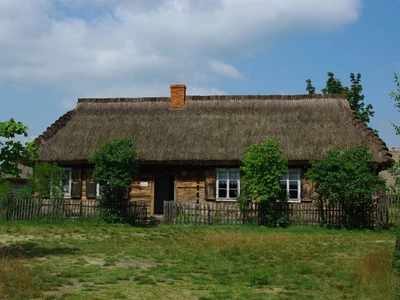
4, 198, 148, 223
164, 192, 399, 227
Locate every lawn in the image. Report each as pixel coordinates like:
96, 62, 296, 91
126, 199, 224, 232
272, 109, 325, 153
0, 221, 398, 299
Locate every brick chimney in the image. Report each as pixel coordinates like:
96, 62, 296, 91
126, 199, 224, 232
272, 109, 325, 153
170, 84, 186, 108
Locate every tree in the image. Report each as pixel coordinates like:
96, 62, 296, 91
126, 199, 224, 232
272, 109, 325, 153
389, 72, 400, 136
240, 139, 288, 226
305, 143, 384, 228
89, 138, 139, 223
22, 162, 66, 200
387, 73, 400, 189
0, 118, 37, 178
306, 72, 374, 124
305, 79, 315, 94
389, 73, 400, 275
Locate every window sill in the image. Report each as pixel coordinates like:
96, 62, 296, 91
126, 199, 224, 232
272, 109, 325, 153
288, 199, 301, 203
216, 198, 238, 202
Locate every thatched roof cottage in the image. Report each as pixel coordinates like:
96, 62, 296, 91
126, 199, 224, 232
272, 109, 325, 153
36, 84, 392, 214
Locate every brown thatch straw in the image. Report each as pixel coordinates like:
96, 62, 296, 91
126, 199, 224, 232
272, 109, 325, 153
35, 94, 391, 165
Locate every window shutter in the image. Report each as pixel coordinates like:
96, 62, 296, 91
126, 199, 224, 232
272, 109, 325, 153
205, 170, 216, 200
71, 169, 82, 199
86, 169, 96, 199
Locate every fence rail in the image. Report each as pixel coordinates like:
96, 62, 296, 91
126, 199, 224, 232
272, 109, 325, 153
4, 198, 148, 223
164, 192, 399, 227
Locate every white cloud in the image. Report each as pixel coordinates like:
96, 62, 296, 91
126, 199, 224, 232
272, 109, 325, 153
209, 60, 244, 80
0, 0, 361, 95
60, 98, 78, 110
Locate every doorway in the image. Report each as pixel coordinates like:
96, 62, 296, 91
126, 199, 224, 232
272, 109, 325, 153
154, 174, 174, 214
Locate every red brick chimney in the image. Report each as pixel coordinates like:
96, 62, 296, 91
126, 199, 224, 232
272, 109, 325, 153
170, 84, 186, 108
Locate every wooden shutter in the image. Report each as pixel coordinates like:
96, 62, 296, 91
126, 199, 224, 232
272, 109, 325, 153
205, 170, 216, 200
71, 169, 82, 199
86, 169, 96, 199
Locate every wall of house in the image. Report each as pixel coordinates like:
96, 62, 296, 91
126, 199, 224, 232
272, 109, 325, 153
64, 165, 316, 216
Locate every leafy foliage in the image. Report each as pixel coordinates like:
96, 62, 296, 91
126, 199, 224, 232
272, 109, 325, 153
23, 162, 66, 200
89, 138, 139, 223
305, 144, 384, 228
305, 79, 315, 94
389, 72, 400, 278
387, 72, 400, 195
306, 72, 374, 124
0, 119, 37, 178
389, 72, 400, 136
240, 139, 288, 226
0, 180, 13, 215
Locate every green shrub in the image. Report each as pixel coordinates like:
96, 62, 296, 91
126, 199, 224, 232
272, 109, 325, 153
89, 138, 139, 223
240, 139, 288, 227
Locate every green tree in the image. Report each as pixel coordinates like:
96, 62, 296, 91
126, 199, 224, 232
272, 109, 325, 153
23, 162, 66, 200
389, 72, 400, 136
388, 73, 400, 271
0, 118, 37, 178
305, 79, 315, 94
89, 138, 139, 223
387, 73, 400, 189
240, 139, 288, 226
306, 72, 374, 124
305, 144, 384, 228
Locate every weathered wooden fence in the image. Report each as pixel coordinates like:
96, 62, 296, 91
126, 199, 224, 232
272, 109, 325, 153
164, 192, 399, 227
4, 198, 148, 222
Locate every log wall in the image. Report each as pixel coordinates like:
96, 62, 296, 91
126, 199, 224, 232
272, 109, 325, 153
63, 165, 317, 216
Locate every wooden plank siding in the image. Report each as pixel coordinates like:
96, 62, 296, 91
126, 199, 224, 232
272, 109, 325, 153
60, 165, 321, 217
130, 175, 153, 216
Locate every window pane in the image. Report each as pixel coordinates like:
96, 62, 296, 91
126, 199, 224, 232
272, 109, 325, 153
289, 181, 298, 189
62, 170, 70, 193
289, 172, 299, 180
219, 171, 227, 179
289, 190, 298, 199
280, 182, 287, 190
229, 181, 238, 189
219, 180, 227, 189
219, 189, 227, 198
229, 189, 238, 198
281, 174, 288, 181
229, 171, 238, 180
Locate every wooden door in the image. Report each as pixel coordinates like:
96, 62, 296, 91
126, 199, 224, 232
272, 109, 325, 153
154, 174, 174, 214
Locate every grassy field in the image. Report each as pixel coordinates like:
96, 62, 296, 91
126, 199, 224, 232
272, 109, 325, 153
0, 221, 398, 300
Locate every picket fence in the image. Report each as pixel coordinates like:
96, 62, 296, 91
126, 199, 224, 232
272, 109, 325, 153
164, 192, 399, 227
4, 198, 148, 222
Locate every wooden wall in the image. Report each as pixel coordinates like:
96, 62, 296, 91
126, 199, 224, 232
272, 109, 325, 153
130, 175, 153, 215
65, 165, 316, 216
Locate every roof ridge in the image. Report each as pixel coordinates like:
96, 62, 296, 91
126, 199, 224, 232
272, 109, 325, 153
35, 110, 76, 147
78, 94, 348, 104
346, 110, 392, 163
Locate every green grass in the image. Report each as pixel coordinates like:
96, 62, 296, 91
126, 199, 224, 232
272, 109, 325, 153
0, 220, 398, 299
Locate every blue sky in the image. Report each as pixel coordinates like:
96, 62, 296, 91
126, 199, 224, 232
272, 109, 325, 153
0, 0, 399, 148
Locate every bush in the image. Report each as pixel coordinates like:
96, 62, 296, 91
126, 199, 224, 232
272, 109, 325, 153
89, 138, 139, 223
240, 139, 288, 226
24, 162, 66, 200
305, 143, 385, 228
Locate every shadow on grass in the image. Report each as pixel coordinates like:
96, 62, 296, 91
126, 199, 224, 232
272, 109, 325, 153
1, 242, 80, 258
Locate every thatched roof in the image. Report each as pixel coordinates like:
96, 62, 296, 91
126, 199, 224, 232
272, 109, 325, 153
2, 164, 32, 180
380, 148, 399, 187
36, 94, 391, 166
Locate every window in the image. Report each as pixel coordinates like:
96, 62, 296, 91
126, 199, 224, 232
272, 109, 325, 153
280, 169, 301, 203
216, 169, 240, 201
96, 183, 101, 198
62, 168, 72, 198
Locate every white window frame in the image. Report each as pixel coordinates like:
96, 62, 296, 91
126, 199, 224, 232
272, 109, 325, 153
216, 168, 240, 201
96, 183, 101, 198
62, 168, 72, 199
280, 169, 301, 203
